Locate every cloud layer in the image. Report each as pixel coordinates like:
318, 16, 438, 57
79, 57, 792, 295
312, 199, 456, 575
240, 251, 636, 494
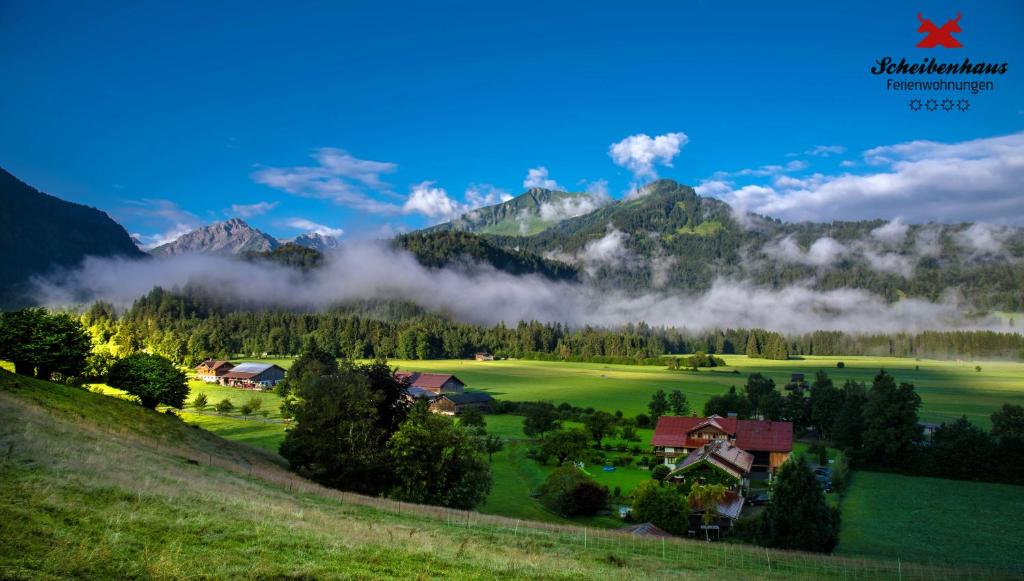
33, 243, 1011, 335
609, 132, 688, 179
710, 132, 1024, 225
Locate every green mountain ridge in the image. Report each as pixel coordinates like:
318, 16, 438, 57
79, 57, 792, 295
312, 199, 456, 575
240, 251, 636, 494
0, 167, 145, 308
427, 188, 597, 236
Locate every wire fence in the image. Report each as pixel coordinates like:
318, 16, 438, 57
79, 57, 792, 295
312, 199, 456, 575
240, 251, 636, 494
137, 431, 1022, 580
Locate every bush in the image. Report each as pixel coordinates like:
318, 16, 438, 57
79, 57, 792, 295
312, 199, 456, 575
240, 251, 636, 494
836, 361, 845, 368
807, 442, 828, 465
215, 398, 234, 414
193, 393, 208, 410
651, 464, 671, 482
635, 414, 652, 428
536, 466, 609, 516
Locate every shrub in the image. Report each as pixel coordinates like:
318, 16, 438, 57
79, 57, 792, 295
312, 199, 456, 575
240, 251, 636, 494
651, 464, 671, 482
807, 442, 828, 465
836, 361, 845, 368
635, 414, 652, 428
215, 398, 234, 414
613, 486, 622, 499
193, 393, 208, 410
536, 466, 609, 516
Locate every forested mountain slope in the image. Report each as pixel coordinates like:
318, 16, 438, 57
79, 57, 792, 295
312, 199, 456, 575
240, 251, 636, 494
0, 168, 145, 308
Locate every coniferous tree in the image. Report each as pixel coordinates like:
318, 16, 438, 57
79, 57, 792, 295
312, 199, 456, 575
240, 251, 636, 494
832, 380, 868, 454
861, 370, 922, 469
761, 456, 840, 553
648, 389, 670, 419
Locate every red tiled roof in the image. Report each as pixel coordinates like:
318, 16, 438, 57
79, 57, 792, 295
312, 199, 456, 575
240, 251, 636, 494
394, 371, 463, 390
195, 359, 233, 372
651, 416, 793, 452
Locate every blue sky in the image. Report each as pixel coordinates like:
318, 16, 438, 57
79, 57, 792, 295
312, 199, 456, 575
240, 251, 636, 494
2, 0, 1022, 246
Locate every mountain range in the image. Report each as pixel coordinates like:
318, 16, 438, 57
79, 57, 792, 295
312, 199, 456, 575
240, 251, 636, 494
150, 218, 342, 256
2, 168, 1022, 312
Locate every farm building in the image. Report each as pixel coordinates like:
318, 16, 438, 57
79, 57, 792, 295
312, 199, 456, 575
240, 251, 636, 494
474, 352, 494, 361
394, 371, 465, 395
651, 415, 792, 473
429, 392, 495, 415
194, 360, 234, 383
617, 522, 672, 538
667, 439, 754, 487
219, 362, 286, 389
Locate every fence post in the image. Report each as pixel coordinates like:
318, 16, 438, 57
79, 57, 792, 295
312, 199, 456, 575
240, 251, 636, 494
766, 548, 771, 574
514, 519, 519, 537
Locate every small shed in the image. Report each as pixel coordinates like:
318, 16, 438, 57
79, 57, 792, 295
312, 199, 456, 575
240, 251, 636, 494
430, 391, 495, 415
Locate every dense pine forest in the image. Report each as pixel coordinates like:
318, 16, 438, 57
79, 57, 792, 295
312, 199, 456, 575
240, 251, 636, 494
78, 286, 1024, 366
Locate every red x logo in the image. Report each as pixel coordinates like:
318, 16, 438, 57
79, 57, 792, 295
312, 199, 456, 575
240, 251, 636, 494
916, 13, 963, 48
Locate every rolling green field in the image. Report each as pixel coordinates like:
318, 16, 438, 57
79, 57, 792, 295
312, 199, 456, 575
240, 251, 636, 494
837, 470, 1024, 570
380, 355, 1024, 427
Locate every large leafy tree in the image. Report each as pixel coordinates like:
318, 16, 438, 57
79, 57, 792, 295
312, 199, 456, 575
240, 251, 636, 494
630, 480, 690, 535
279, 369, 391, 494
387, 401, 492, 509
0, 308, 91, 379
106, 353, 188, 409
583, 411, 616, 447
991, 404, 1024, 440
540, 428, 589, 465
523, 402, 560, 438
648, 389, 669, 418
669, 389, 690, 416
762, 457, 840, 553
861, 370, 922, 468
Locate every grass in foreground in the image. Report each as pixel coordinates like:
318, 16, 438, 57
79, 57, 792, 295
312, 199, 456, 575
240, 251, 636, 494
5, 370, 1010, 579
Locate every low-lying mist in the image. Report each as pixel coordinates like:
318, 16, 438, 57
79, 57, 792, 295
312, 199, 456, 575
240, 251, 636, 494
32, 242, 1013, 335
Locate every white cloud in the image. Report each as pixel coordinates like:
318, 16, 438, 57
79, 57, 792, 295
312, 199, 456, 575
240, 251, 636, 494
286, 218, 344, 238
581, 228, 631, 268
538, 181, 611, 223
609, 132, 688, 179
806, 145, 846, 157
523, 166, 562, 190
464, 184, 512, 208
119, 199, 201, 250
763, 236, 847, 267
33, 244, 1011, 335
710, 131, 1024, 225
402, 181, 466, 221
871, 218, 909, 248
230, 201, 278, 217
954, 223, 1013, 256
252, 148, 401, 214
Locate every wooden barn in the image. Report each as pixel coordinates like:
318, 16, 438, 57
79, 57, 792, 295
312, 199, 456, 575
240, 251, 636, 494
195, 360, 234, 383
394, 372, 465, 395
220, 362, 286, 389
429, 392, 495, 415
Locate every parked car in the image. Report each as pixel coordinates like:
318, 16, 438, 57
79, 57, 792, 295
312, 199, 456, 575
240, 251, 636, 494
747, 492, 770, 506
815, 474, 832, 492
814, 466, 832, 478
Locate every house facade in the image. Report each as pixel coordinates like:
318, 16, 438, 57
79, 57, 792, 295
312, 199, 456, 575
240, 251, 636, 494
651, 415, 792, 473
219, 362, 286, 389
429, 392, 495, 415
195, 360, 234, 383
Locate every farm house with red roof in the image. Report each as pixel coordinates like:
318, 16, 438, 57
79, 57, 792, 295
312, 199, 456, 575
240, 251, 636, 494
651, 414, 793, 473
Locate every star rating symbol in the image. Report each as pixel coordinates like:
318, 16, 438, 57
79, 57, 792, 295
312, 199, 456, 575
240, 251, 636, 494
941, 99, 954, 111
909, 99, 922, 111
925, 99, 938, 111
957, 98, 970, 112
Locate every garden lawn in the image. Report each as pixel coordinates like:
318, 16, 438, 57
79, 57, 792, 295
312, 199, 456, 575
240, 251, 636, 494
836, 470, 1024, 571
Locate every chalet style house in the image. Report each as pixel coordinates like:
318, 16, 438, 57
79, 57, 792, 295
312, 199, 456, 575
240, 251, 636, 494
195, 360, 235, 383
219, 362, 286, 389
651, 415, 793, 474
651, 415, 792, 538
394, 371, 493, 415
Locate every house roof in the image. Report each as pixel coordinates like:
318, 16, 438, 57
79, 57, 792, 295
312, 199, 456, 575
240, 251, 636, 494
690, 491, 746, 520
617, 522, 672, 538
222, 362, 283, 379
196, 359, 233, 371
651, 416, 793, 452
441, 392, 494, 405
394, 371, 464, 389
671, 440, 754, 479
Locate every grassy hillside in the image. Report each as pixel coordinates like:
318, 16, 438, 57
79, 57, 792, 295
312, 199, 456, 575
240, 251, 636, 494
5, 370, 1012, 579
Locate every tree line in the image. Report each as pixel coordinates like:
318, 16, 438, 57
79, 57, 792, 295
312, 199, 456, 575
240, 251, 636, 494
70, 287, 1024, 368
